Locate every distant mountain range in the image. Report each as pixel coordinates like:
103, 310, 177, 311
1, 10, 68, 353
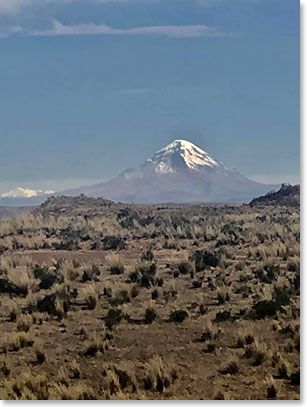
0, 139, 279, 206
0, 187, 54, 199
0, 187, 54, 207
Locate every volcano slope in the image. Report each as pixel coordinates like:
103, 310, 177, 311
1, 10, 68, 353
0, 195, 300, 400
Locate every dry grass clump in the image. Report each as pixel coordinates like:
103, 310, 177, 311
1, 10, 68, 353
0, 359, 11, 377
80, 285, 98, 310
196, 317, 218, 342
220, 354, 240, 375
1, 371, 49, 400
0, 369, 96, 400
70, 359, 81, 379
5, 264, 32, 287
98, 357, 178, 399
169, 309, 188, 323
51, 383, 96, 400
1, 332, 33, 353
243, 339, 272, 367
265, 375, 279, 399
31, 312, 44, 325
60, 260, 80, 282
236, 321, 256, 348
274, 354, 291, 379
3, 299, 21, 322
102, 363, 136, 398
216, 285, 231, 304
0, 256, 15, 274
144, 307, 157, 324
35, 348, 46, 365
57, 366, 70, 386
105, 253, 125, 275
143, 356, 178, 393
16, 314, 32, 332
103, 307, 122, 330
82, 334, 104, 357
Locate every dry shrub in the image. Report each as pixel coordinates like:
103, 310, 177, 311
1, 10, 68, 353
236, 321, 256, 348
70, 359, 81, 379
1, 332, 33, 353
2, 371, 49, 400
143, 355, 177, 393
0, 359, 11, 377
16, 314, 32, 332
220, 354, 240, 375
216, 285, 231, 304
80, 285, 98, 310
197, 317, 217, 342
105, 253, 124, 274
243, 339, 272, 367
57, 366, 69, 386
265, 375, 279, 399
6, 264, 31, 288
2, 299, 21, 322
60, 260, 80, 282
277, 357, 291, 379
35, 348, 46, 364
103, 367, 134, 397
51, 383, 96, 400
100, 361, 151, 399
31, 312, 44, 325
82, 334, 104, 357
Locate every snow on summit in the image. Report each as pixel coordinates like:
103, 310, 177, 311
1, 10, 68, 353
148, 139, 223, 174
1, 187, 54, 199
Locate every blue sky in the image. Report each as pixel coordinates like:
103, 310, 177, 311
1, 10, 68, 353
0, 0, 299, 193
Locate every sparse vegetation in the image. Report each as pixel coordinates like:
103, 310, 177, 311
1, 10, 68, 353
0, 195, 299, 399
169, 309, 188, 323
144, 307, 157, 324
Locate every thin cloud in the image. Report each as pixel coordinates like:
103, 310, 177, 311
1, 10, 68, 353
0, 25, 23, 38
0, 0, 156, 15
0, 0, 74, 15
0, 1, 237, 39
27, 20, 233, 38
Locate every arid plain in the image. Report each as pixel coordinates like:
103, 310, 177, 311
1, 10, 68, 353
0, 189, 300, 400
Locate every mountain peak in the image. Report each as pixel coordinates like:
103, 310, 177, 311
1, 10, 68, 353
148, 139, 222, 174
164, 139, 200, 149
0, 187, 54, 199
24, 139, 277, 205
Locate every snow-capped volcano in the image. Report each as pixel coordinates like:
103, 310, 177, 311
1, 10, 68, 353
0, 140, 278, 206
148, 139, 223, 173
62, 139, 278, 203
0, 187, 54, 199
